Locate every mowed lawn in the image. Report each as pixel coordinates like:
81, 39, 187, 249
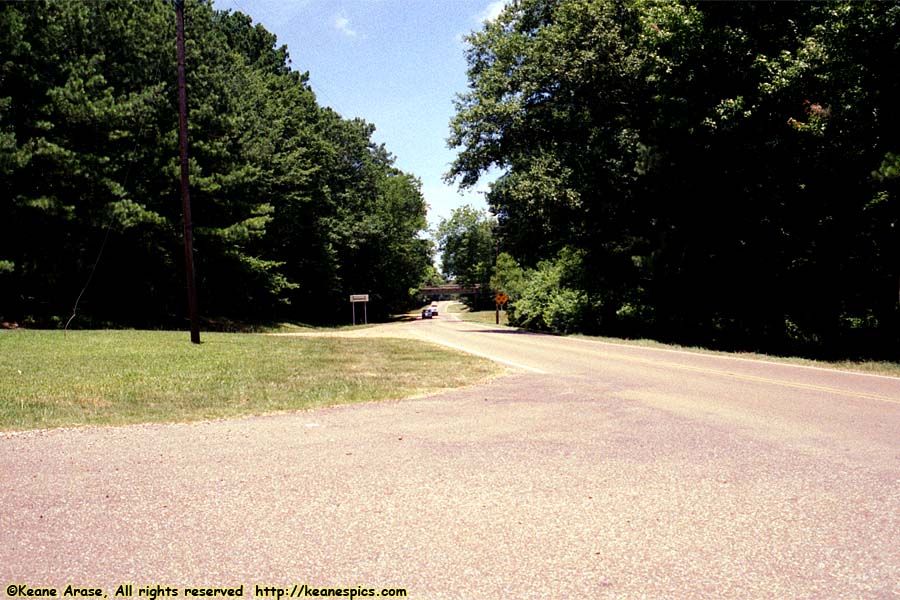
0, 330, 500, 431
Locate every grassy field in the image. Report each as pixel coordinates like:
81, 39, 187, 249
447, 302, 510, 326
0, 329, 500, 432
450, 303, 900, 378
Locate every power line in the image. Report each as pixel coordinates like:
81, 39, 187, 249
64, 3, 169, 335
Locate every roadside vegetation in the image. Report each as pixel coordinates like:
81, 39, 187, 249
444, 1, 899, 362
3, 0, 896, 383
0, 330, 500, 432
449, 302, 509, 327
0, 1, 431, 329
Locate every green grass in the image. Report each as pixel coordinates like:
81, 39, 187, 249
449, 303, 510, 326
0, 329, 501, 432
265, 322, 380, 333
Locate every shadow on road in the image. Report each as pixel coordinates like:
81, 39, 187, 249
460, 328, 545, 336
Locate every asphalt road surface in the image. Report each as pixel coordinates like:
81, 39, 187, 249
2, 305, 899, 599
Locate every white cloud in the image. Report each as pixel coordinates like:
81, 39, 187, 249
334, 13, 357, 37
456, 0, 508, 45
477, 0, 507, 24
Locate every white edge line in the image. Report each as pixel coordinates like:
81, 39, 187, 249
449, 315, 899, 382
565, 336, 900, 382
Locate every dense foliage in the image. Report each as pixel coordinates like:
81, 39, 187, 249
0, 0, 430, 328
435, 205, 495, 306
448, 0, 899, 359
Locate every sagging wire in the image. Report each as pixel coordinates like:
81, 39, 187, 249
63, 3, 171, 336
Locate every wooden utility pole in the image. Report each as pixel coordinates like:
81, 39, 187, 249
495, 238, 500, 325
176, 0, 200, 343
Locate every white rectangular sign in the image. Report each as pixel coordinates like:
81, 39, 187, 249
349, 294, 369, 302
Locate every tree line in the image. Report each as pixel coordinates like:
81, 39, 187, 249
1, 0, 431, 329
445, 0, 899, 360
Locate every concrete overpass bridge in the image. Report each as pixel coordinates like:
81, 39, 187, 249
419, 284, 482, 300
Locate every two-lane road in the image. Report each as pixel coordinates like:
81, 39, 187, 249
408, 304, 900, 468
2, 309, 899, 599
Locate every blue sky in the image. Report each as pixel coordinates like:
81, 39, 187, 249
212, 0, 505, 230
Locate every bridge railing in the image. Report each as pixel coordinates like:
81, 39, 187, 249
419, 284, 482, 297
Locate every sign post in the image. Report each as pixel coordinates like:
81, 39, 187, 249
350, 294, 369, 325
495, 292, 508, 325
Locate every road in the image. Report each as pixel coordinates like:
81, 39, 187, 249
2, 305, 899, 599
409, 302, 900, 467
